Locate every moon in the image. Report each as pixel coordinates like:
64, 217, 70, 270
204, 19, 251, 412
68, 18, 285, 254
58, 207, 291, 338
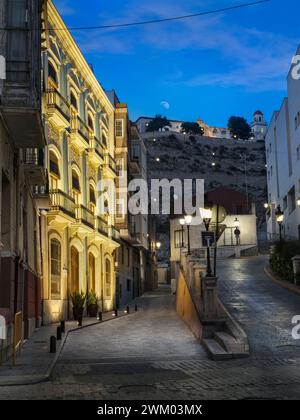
160, 101, 170, 110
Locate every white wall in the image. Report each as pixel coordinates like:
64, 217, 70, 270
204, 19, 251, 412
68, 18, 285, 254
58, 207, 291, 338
170, 214, 257, 263
266, 44, 300, 240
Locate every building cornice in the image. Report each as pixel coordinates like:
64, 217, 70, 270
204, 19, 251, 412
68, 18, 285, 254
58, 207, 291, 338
48, 0, 115, 116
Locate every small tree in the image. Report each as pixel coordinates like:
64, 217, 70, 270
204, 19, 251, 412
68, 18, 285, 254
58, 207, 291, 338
228, 116, 251, 140
181, 122, 204, 135
146, 115, 171, 132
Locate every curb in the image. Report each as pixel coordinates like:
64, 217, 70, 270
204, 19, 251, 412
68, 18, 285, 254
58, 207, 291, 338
264, 265, 300, 296
0, 312, 134, 387
217, 298, 250, 353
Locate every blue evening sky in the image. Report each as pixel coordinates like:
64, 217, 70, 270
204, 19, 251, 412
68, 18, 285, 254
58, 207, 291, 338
53, 0, 300, 127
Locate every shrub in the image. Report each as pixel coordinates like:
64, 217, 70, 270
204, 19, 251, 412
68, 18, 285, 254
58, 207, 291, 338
270, 240, 300, 282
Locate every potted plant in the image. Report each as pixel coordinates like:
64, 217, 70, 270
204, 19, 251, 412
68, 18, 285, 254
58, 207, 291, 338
70, 291, 86, 326
87, 290, 99, 317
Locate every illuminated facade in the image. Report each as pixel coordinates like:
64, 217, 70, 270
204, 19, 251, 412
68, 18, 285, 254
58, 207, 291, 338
40, 1, 120, 323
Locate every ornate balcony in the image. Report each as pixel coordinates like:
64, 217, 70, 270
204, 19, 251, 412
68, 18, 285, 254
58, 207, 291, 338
49, 190, 76, 220
70, 115, 90, 151
87, 134, 105, 167
96, 216, 109, 237
46, 89, 70, 128
23, 149, 47, 186
103, 152, 117, 179
109, 226, 121, 242
75, 205, 95, 229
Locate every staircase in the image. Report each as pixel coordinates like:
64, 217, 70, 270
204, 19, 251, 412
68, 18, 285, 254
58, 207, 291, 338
202, 331, 249, 361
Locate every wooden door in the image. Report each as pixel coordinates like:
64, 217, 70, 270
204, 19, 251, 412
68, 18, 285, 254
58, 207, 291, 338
71, 246, 79, 293
89, 253, 95, 292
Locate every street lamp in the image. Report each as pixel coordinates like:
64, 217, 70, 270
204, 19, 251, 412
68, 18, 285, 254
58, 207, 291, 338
156, 241, 162, 250
179, 218, 185, 248
297, 198, 300, 207
200, 206, 213, 277
275, 205, 284, 242
184, 215, 192, 255
264, 203, 269, 209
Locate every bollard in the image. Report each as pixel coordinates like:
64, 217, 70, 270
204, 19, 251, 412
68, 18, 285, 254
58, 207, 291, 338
127, 306, 130, 314
56, 326, 62, 341
114, 308, 118, 317
60, 320, 65, 334
135, 304, 138, 312
50, 336, 56, 353
98, 311, 102, 322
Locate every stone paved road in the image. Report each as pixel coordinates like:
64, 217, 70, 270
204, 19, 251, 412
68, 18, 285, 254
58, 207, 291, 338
1, 256, 300, 400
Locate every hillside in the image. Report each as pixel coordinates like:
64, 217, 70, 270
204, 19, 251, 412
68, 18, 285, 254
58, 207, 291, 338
142, 131, 267, 262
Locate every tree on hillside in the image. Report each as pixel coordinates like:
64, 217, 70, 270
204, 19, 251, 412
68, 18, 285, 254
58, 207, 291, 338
228, 116, 251, 140
146, 115, 171, 132
181, 122, 204, 135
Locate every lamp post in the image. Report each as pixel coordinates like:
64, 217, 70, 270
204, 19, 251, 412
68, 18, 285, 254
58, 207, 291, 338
275, 205, 284, 242
200, 206, 213, 277
184, 215, 192, 255
179, 218, 185, 248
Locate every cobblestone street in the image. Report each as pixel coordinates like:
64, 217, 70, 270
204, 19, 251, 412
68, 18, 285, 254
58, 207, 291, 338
1, 256, 300, 400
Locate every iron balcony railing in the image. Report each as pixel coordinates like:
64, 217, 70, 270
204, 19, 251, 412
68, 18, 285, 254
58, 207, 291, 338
75, 205, 95, 228
71, 115, 89, 144
89, 134, 105, 159
47, 89, 70, 122
104, 153, 117, 173
96, 216, 109, 236
23, 148, 44, 166
110, 226, 120, 241
50, 190, 76, 218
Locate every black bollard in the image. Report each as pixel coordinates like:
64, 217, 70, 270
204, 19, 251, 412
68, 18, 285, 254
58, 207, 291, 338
50, 336, 56, 353
56, 326, 62, 341
135, 304, 138, 312
114, 308, 118, 317
98, 311, 102, 322
60, 320, 65, 334
127, 306, 130, 314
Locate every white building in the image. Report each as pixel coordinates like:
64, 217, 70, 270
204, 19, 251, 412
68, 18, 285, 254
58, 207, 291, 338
265, 45, 300, 241
136, 113, 267, 141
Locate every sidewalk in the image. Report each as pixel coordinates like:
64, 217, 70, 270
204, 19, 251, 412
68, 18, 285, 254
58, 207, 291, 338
0, 308, 133, 386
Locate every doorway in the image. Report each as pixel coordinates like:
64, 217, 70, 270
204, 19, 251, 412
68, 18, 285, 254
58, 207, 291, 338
88, 253, 95, 292
71, 246, 79, 293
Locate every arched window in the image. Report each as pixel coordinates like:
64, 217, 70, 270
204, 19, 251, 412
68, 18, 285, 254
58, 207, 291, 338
49, 151, 60, 190
105, 258, 112, 298
72, 170, 80, 204
48, 61, 58, 86
50, 239, 61, 299
70, 91, 78, 111
89, 185, 96, 214
88, 115, 94, 131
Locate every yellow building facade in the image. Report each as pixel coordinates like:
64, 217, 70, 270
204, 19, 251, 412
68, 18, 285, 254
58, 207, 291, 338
40, 1, 120, 324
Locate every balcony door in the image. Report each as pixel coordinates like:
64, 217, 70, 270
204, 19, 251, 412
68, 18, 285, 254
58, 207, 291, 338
71, 246, 79, 293
88, 253, 95, 292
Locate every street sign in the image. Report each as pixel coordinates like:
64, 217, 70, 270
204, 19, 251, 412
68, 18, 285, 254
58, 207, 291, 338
202, 231, 215, 248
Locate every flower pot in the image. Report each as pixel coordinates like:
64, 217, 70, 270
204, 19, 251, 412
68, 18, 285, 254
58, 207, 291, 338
88, 304, 98, 318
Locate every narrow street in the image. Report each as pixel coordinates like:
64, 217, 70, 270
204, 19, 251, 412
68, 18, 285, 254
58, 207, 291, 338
1, 256, 300, 400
